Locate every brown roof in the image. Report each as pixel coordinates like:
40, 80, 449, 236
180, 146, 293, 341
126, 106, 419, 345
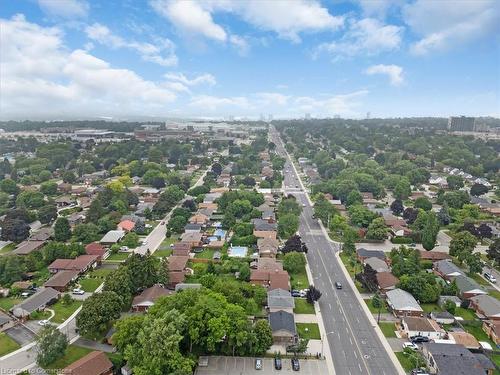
269, 270, 290, 291
85, 242, 106, 256
169, 271, 185, 284
403, 317, 442, 332
418, 250, 450, 261
118, 220, 135, 231
173, 242, 192, 251
376, 272, 399, 289
132, 285, 172, 306
253, 230, 277, 240
250, 269, 270, 282
449, 332, 480, 348
48, 255, 99, 272
44, 270, 79, 288
61, 351, 112, 375
167, 256, 189, 271
13, 240, 46, 255
257, 258, 283, 271
180, 232, 203, 242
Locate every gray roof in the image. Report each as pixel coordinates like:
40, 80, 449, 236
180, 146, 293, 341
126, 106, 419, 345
174, 283, 202, 292
364, 257, 389, 272
386, 288, 423, 312
424, 343, 492, 375
267, 292, 295, 310
430, 311, 455, 320
356, 248, 385, 259
454, 275, 485, 294
269, 310, 296, 335
469, 294, 500, 317
100, 230, 125, 244
434, 260, 464, 276
184, 223, 202, 231
11, 287, 60, 315
252, 218, 277, 231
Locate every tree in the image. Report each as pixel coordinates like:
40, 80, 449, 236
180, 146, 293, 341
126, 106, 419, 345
73, 223, 100, 244
398, 271, 441, 303
36, 325, 68, 367
0, 218, 30, 242
62, 171, 76, 183
470, 183, 488, 197
477, 223, 493, 239
346, 190, 363, 207
283, 252, 306, 274
446, 175, 464, 190
16, 191, 45, 209
449, 231, 477, 263
465, 252, 482, 274
211, 162, 222, 176
168, 216, 188, 234
112, 315, 145, 353
0, 255, 26, 285
76, 291, 123, 339
54, 217, 71, 242
242, 176, 256, 187
38, 204, 57, 224
281, 235, 307, 253
403, 207, 419, 225
394, 178, 411, 200
348, 205, 377, 228
278, 214, 299, 239
104, 266, 133, 307
306, 285, 322, 304
40, 181, 58, 196
487, 239, 500, 266
365, 217, 388, 240
437, 203, 451, 226
390, 199, 404, 216
414, 197, 432, 211
253, 319, 273, 354
0, 178, 19, 195
278, 197, 301, 216
86, 199, 105, 223
443, 299, 456, 314
122, 232, 140, 248
314, 194, 336, 225
371, 293, 383, 323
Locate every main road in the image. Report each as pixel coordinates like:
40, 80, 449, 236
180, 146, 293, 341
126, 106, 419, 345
270, 127, 401, 375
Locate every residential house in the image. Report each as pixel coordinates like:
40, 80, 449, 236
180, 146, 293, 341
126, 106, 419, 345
132, 285, 173, 312
269, 270, 291, 291
43, 270, 79, 292
386, 288, 423, 317
100, 230, 125, 246
58, 183, 72, 193
482, 320, 500, 345
422, 343, 494, 375
180, 232, 203, 247
449, 332, 481, 350
184, 223, 202, 233
61, 350, 113, 375
135, 202, 154, 216
257, 258, 283, 271
11, 287, 60, 319
257, 238, 279, 258
48, 255, 99, 274
55, 196, 73, 208
253, 230, 277, 240
267, 289, 295, 313
142, 188, 160, 198
30, 227, 53, 241
13, 240, 46, 255
430, 311, 455, 325
67, 212, 85, 227
172, 242, 192, 256
469, 294, 500, 320
419, 250, 450, 262
375, 272, 399, 294
455, 275, 486, 298
167, 256, 189, 288
356, 248, 386, 263
77, 197, 93, 209
434, 260, 464, 280
117, 220, 135, 232
269, 310, 296, 344
85, 242, 107, 260
364, 257, 389, 273
400, 317, 445, 340
189, 213, 209, 225
261, 210, 276, 222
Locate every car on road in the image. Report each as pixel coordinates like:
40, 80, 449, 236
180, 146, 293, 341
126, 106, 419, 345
72, 288, 85, 295
38, 320, 50, 326
255, 358, 263, 370
335, 282, 342, 289
302, 203, 306, 207
410, 369, 430, 375
291, 357, 300, 371
403, 342, 419, 351
160, 221, 165, 225
274, 357, 282, 370
484, 272, 497, 283
410, 335, 430, 343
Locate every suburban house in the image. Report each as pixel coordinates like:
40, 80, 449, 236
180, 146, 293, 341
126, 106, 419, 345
455, 275, 486, 299
85, 242, 107, 260
449, 332, 481, 350
256, 258, 283, 271
11, 287, 60, 319
172, 242, 192, 256
434, 260, 465, 280
267, 289, 295, 313
180, 232, 203, 247
55, 196, 73, 208
30, 227, 54, 241
375, 272, 399, 294
364, 257, 389, 273
48, 255, 99, 274
430, 311, 455, 325
184, 223, 202, 233
100, 230, 125, 246
269, 310, 296, 344
422, 343, 495, 375
386, 288, 423, 317
253, 230, 277, 240
62, 350, 113, 375
189, 213, 209, 225
117, 220, 135, 232
469, 294, 500, 320
67, 212, 86, 227
483, 320, 500, 345
252, 219, 278, 232
43, 270, 79, 292
356, 248, 386, 263
418, 250, 450, 262
257, 238, 279, 258
132, 285, 173, 312
13, 240, 46, 255
167, 256, 189, 288
400, 317, 446, 340
269, 271, 291, 291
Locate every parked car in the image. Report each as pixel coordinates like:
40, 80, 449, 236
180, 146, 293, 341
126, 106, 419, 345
484, 272, 497, 283
291, 357, 300, 371
411, 369, 429, 375
160, 221, 165, 225
255, 358, 263, 370
335, 282, 342, 290
410, 336, 429, 343
274, 357, 282, 370
38, 320, 49, 326
72, 288, 85, 295
403, 342, 419, 351
291, 290, 301, 297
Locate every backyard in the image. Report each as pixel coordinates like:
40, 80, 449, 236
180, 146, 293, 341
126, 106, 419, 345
194, 248, 217, 259
78, 277, 102, 292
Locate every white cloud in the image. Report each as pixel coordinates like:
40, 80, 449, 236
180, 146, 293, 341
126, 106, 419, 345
365, 64, 403, 86
229, 35, 250, 56
189, 95, 251, 112
38, 0, 88, 18
315, 18, 403, 58
164, 72, 216, 86
403, 0, 500, 55
0, 15, 178, 119
293, 90, 369, 117
255, 92, 290, 106
85, 23, 177, 67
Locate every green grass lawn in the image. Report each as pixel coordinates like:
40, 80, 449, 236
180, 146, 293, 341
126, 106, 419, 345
78, 277, 102, 292
296, 323, 321, 340
104, 252, 130, 262
379, 322, 397, 338
395, 351, 426, 372
290, 269, 310, 290
462, 321, 496, 346
153, 248, 172, 257
194, 249, 216, 259
51, 300, 83, 324
455, 307, 476, 320
43, 345, 93, 370
0, 297, 22, 311
364, 299, 389, 314
294, 298, 315, 314
89, 268, 113, 279
489, 289, 500, 301
0, 332, 20, 356
0, 242, 15, 254
339, 252, 360, 278
30, 310, 52, 320
161, 235, 179, 247
421, 303, 442, 314
470, 273, 490, 286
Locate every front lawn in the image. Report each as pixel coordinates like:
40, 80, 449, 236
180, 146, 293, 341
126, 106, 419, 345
153, 248, 172, 258
294, 298, 315, 314
470, 273, 490, 287
462, 321, 496, 346
78, 277, 102, 292
364, 299, 389, 314
455, 307, 476, 320
296, 323, 321, 340
290, 269, 309, 290
339, 252, 360, 278
378, 322, 397, 338
51, 300, 83, 324
43, 345, 93, 370
104, 252, 130, 262
0, 332, 20, 356
395, 351, 426, 372
489, 290, 500, 301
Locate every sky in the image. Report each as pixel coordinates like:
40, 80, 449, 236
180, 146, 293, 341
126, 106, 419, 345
0, 0, 499, 120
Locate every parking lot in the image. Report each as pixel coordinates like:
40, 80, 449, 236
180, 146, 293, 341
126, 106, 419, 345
194, 356, 330, 375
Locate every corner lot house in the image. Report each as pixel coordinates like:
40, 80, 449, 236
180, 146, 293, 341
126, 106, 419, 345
62, 350, 113, 375
434, 260, 464, 280
386, 288, 423, 317
400, 317, 445, 340
269, 310, 296, 344
469, 294, 500, 320
43, 270, 79, 292
11, 287, 60, 318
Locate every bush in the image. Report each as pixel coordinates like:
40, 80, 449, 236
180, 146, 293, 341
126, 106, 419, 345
390, 237, 413, 244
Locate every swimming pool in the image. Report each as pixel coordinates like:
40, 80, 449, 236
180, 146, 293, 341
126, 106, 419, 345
228, 246, 248, 258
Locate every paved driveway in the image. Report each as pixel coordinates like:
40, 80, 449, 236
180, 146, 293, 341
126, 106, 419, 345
5, 325, 35, 346
195, 356, 329, 375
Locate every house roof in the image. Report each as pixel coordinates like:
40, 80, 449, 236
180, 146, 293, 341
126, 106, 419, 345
167, 256, 189, 271
423, 343, 490, 375
118, 220, 135, 231
386, 288, 423, 312
268, 292, 295, 310
174, 283, 201, 292
180, 232, 203, 242
455, 275, 485, 294
85, 242, 106, 256
43, 270, 79, 288
434, 260, 464, 277
132, 285, 172, 307
100, 230, 125, 244
11, 287, 59, 314
257, 258, 283, 271
356, 248, 385, 259
184, 223, 202, 231
418, 250, 450, 261
13, 240, 46, 255
174, 242, 192, 251
364, 257, 389, 272
449, 332, 480, 348
30, 227, 53, 241
269, 310, 296, 335
252, 218, 278, 231
469, 294, 500, 317
376, 272, 399, 289
62, 350, 113, 375
48, 255, 98, 272
403, 317, 442, 333
269, 270, 290, 291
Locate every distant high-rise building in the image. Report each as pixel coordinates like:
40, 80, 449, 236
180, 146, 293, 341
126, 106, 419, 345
305, 113, 311, 120
366, 111, 371, 119
448, 116, 475, 131
259, 113, 265, 121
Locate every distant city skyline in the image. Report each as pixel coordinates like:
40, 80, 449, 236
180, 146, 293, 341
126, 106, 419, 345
0, 0, 499, 120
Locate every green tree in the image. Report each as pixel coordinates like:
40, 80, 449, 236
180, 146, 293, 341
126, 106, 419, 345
168, 215, 188, 234
62, 171, 76, 183
365, 217, 388, 240
393, 178, 411, 200
487, 239, 500, 266
40, 181, 58, 196
104, 266, 133, 307
54, 217, 71, 242
122, 232, 140, 249
443, 299, 456, 314
38, 204, 57, 224
348, 205, 377, 228
283, 251, 306, 274
346, 190, 363, 207
449, 231, 477, 263
371, 293, 383, 324
252, 319, 273, 355
278, 213, 299, 239
73, 223, 100, 244
0, 178, 19, 195
314, 194, 336, 225
414, 197, 432, 211
277, 198, 302, 216
76, 291, 123, 339
36, 325, 68, 367
398, 271, 441, 303
86, 199, 106, 223
112, 315, 145, 353
446, 175, 464, 190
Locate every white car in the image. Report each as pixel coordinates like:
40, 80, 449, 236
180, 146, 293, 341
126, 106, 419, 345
72, 288, 85, 295
403, 342, 419, 351
484, 272, 497, 283
38, 320, 50, 326
302, 203, 306, 207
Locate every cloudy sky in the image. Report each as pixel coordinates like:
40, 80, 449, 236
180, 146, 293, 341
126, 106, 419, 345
0, 0, 499, 120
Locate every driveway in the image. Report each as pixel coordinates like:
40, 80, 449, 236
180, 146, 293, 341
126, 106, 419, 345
4, 325, 35, 346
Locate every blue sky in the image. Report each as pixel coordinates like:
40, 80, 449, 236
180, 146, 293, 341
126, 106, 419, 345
0, 0, 499, 120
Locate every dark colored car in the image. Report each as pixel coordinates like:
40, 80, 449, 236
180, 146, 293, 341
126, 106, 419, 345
291, 290, 301, 297
335, 282, 342, 289
291, 357, 300, 371
410, 336, 430, 343
274, 357, 282, 370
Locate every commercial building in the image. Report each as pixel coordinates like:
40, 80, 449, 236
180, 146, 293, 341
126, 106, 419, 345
448, 116, 475, 131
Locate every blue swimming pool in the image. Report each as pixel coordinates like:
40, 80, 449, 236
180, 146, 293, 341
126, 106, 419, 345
228, 246, 248, 258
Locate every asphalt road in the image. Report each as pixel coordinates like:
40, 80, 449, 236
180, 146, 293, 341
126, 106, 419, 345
271, 128, 399, 375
